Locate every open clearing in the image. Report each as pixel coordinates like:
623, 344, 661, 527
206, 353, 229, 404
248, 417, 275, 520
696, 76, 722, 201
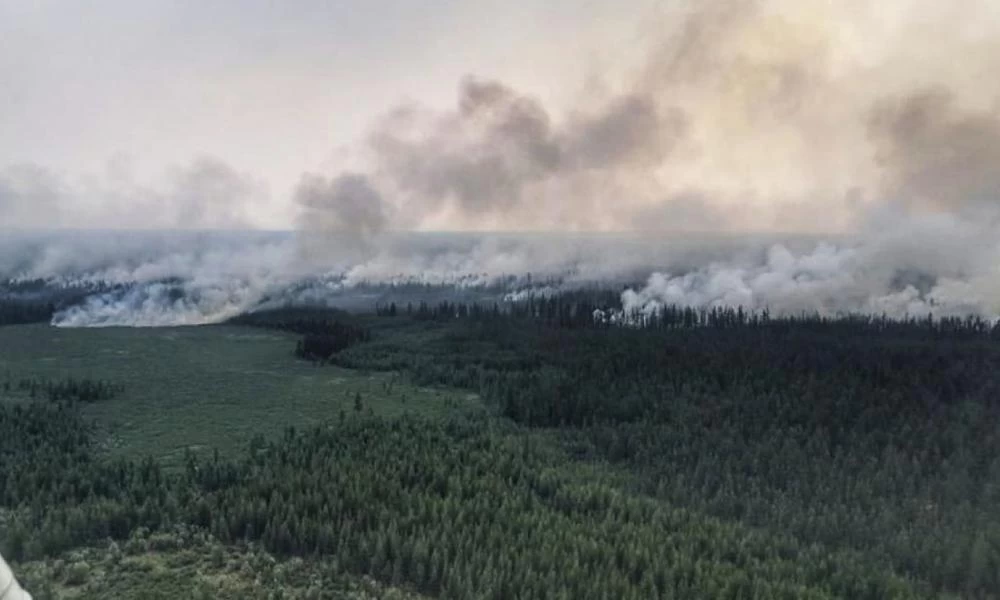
0, 323, 479, 465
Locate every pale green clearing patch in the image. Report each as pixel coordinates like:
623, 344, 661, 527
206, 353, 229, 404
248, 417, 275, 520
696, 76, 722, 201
15, 532, 426, 600
0, 323, 482, 465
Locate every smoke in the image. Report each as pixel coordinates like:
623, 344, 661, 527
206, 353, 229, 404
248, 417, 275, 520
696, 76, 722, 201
869, 87, 1000, 217
297, 74, 685, 232
6, 0, 1000, 325
622, 204, 1000, 318
294, 172, 390, 266
281, 1, 992, 233
0, 164, 69, 229
0, 157, 268, 230
10, 226, 994, 327
53, 280, 265, 327
0, 231, 295, 326
607, 0, 1000, 319
272, 0, 1000, 323
0, 230, 790, 326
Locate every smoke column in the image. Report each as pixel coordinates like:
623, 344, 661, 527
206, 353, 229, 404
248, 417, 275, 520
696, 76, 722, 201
3, 0, 1000, 325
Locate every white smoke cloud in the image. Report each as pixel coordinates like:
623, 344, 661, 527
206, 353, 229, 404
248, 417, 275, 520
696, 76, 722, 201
6, 222, 992, 327
0, 230, 784, 326
5, 0, 1000, 326
53, 280, 261, 327
621, 212, 1000, 319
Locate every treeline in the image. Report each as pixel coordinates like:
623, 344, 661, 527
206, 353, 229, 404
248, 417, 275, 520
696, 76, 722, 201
625, 303, 1000, 339
375, 289, 621, 328
0, 400, 929, 599
2, 376, 123, 404
378, 294, 1000, 339
0, 299, 55, 326
0, 278, 130, 326
230, 308, 371, 362
376, 301, 501, 321
292, 332, 368, 361
228, 307, 355, 334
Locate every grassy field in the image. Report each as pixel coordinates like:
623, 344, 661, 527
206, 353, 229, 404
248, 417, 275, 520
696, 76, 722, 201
0, 323, 481, 465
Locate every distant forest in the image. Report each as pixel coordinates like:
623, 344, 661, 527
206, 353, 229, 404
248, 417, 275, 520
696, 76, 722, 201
0, 279, 128, 326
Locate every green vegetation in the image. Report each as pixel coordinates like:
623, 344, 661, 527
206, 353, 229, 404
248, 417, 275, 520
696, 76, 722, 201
15, 528, 424, 599
335, 306, 1000, 596
2, 376, 123, 404
0, 323, 478, 464
2, 302, 999, 598
0, 299, 54, 326
0, 399, 926, 599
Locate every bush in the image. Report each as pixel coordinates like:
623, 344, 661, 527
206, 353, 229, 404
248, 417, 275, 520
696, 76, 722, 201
63, 561, 90, 586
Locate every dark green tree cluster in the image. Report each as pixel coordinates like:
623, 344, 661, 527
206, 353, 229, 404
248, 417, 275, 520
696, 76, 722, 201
228, 308, 360, 335
386, 301, 500, 322
629, 303, 1000, 339
2, 376, 123, 403
0, 299, 55, 326
294, 332, 367, 361
384, 293, 1000, 338
0, 400, 928, 599
384, 291, 619, 328
229, 308, 371, 362
319, 306, 1000, 595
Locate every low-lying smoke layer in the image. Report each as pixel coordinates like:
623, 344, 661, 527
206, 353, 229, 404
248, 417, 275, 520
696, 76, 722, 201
1, 221, 997, 327
1, 230, 777, 326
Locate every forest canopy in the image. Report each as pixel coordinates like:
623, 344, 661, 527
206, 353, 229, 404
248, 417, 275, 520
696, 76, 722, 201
1, 296, 998, 598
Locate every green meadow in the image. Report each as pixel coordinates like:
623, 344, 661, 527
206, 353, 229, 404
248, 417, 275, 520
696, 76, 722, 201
0, 323, 479, 465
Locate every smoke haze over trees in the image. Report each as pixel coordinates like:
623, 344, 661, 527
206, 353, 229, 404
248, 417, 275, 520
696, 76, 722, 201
3, 0, 1000, 324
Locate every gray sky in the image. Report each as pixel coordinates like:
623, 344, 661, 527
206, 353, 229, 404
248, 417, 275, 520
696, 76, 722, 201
3, 0, 999, 232
1, 0, 653, 228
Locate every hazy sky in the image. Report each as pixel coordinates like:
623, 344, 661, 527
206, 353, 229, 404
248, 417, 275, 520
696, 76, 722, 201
3, 0, 1000, 232
1, 0, 654, 228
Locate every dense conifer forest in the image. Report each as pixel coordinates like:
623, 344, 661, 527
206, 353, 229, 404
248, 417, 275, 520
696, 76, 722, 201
2, 296, 999, 597
0, 279, 129, 326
